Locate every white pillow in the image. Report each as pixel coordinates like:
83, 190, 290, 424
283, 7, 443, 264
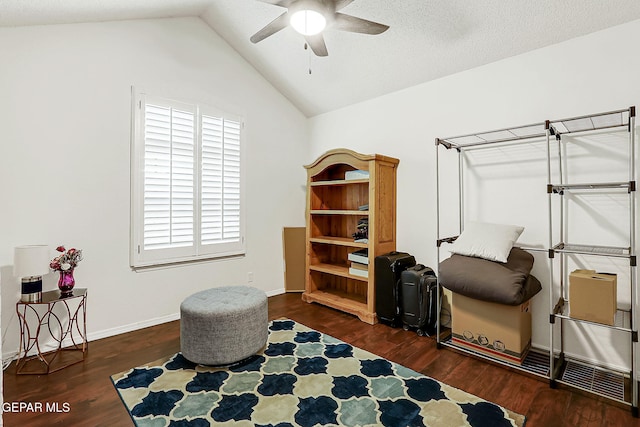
449, 221, 524, 263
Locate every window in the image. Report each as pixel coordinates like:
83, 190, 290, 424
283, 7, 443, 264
131, 92, 245, 267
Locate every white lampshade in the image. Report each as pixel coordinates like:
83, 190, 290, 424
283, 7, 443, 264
14, 245, 50, 278
290, 9, 326, 36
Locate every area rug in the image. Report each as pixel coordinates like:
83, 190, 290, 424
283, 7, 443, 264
111, 319, 525, 427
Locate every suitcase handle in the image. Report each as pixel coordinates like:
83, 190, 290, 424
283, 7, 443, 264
410, 264, 436, 277
395, 279, 402, 315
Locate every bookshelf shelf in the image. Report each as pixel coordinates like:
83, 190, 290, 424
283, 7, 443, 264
309, 263, 368, 282
309, 236, 369, 248
310, 178, 369, 186
310, 210, 368, 216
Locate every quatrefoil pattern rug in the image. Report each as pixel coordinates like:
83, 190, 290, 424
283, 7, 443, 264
111, 319, 524, 427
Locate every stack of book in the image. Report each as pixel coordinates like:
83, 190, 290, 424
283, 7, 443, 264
348, 248, 368, 278
352, 218, 368, 243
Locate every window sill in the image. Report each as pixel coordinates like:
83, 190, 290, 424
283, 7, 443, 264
131, 251, 246, 272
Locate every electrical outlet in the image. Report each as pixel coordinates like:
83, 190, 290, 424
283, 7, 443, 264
247, 272, 254, 283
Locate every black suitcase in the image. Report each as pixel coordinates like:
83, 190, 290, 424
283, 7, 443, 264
374, 251, 416, 326
400, 265, 439, 336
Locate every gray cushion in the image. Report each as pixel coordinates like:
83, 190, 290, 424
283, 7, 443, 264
180, 286, 268, 365
439, 247, 542, 305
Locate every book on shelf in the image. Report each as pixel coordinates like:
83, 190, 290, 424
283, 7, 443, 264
349, 266, 368, 278
358, 204, 369, 211
350, 261, 368, 271
352, 217, 368, 243
348, 248, 368, 264
345, 170, 369, 180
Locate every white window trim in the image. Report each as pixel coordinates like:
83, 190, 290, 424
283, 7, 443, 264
130, 89, 246, 268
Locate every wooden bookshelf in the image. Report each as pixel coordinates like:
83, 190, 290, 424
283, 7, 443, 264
303, 149, 398, 324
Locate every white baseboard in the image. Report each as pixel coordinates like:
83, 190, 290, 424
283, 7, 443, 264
88, 312, 181, 343
266, 287, 285, 297
2, 313, 181, 362
2, 290, 287, 362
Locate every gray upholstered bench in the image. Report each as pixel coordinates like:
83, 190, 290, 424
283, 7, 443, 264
180, 285, 268, 365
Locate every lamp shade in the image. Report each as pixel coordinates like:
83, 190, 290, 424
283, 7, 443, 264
14, 245, 50, 278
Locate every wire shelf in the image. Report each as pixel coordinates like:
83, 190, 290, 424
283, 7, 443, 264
551, 242, 631, 258
436, 107, 633, 150
441, 337, 550, 378
551, 109, 631, 135
560, 360, 626, 403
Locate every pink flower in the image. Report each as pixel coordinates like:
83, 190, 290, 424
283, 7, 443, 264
50, 245, 83, 272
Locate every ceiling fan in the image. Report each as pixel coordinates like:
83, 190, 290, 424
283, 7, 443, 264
250, 0, 389, 57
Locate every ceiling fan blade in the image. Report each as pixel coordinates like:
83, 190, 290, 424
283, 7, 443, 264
305, 34, 328, 57
334, 0, 355, 11
333, 12, 389, 35
250, 11, 290, 44
256, 0, 293, 6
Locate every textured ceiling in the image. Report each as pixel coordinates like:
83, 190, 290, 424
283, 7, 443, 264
2, 0, 640, 116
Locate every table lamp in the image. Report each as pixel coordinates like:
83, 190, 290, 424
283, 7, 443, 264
14, 245, 49, 302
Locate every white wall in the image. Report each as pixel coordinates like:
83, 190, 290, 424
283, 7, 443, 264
0, 17, 308, 360
308, 19, 640, 371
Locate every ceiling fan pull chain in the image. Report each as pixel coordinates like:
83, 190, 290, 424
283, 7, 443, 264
305, 42, 312, 75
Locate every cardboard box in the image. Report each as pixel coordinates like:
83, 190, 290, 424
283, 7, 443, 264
451, 293, 532, 365
569, 269, 617, 325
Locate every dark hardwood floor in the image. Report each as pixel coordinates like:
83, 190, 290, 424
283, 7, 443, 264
3, 293, 639, 426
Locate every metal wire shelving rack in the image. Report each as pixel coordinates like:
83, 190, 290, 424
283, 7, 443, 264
435, 106, 637, 415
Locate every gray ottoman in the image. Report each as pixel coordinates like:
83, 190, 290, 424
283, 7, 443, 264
180, 286, 268, 365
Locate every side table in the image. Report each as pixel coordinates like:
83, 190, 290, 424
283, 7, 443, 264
15, 288, 88, 375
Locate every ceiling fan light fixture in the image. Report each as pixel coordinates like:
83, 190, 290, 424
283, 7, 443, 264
250, 0, 390, 58
290, 9, 326, 36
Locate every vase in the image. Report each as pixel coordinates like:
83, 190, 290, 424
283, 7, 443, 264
58, 269, 75, 297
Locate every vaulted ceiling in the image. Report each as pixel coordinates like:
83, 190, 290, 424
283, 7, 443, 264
3, 0, 640, 116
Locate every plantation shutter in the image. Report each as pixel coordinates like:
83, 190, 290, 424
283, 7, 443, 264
201, 113, 243, 251
131, 92, 245, 268
143, 104, 195, 251
222, 119, 241, 241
